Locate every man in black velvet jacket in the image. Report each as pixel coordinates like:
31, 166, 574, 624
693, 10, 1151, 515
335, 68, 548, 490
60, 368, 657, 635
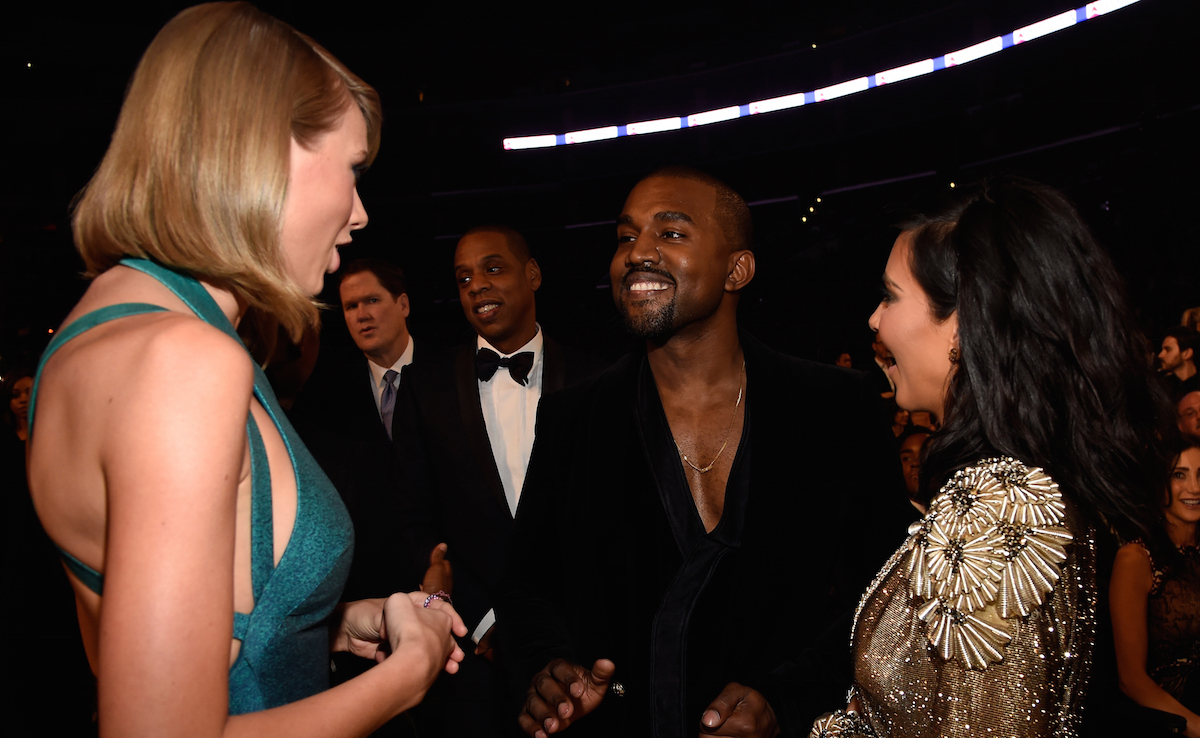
499, 168, 913, 738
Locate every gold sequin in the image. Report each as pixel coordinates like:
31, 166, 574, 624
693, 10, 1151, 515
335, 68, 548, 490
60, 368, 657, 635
843, 457, 1097, 737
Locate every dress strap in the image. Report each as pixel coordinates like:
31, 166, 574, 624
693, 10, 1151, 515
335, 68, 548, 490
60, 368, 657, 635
118, 258, 241, 342
29, 302, 168, 435
57, 544, 105, 595
247, 415, 274, 600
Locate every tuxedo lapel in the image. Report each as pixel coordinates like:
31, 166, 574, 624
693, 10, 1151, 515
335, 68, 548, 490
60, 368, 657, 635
542, 336, 565, 395
454, 345, 511, 516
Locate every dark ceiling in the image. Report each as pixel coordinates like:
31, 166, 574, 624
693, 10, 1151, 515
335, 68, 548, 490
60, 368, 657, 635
2, 0, 1197, 365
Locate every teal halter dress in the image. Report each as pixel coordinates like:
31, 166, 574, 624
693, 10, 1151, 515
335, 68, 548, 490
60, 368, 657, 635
29, 258, 355, 714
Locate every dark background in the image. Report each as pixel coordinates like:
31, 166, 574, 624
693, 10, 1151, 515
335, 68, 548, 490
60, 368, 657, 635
2, 0, 1197, 370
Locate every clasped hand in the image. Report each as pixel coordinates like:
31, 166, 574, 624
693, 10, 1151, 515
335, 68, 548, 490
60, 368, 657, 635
335, 591, 467, 679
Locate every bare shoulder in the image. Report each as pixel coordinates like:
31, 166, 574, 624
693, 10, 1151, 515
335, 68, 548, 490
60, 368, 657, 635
1115, 541, 1153, 567
1112, 541, 1154, 594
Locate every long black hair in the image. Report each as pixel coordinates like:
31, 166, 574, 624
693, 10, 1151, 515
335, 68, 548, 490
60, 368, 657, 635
901, 176, 1168, 542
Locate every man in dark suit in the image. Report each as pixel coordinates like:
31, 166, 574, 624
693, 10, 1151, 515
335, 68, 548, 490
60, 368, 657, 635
290, 258, 418, 601
393, 226, 601, 738
500, 168, 913, 738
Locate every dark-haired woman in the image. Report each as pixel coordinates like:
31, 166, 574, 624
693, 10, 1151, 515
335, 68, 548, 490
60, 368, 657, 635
1111, 441, 1200, 736
811, 177, 1164, 737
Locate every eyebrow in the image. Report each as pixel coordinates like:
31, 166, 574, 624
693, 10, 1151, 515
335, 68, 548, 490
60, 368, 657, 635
454, 254, 506, 271
882, 274, 901, 289
616, 211, 696, 226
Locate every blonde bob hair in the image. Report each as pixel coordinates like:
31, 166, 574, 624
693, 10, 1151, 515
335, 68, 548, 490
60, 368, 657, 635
73, 2, 381, 341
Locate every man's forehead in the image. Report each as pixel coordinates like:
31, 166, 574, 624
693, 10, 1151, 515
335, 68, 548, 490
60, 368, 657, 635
340, 271, 384, 297
622, 176, 718, 220
455, 232, 517, 267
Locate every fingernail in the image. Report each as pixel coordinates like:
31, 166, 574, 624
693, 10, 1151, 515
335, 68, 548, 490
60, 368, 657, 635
702, 710, 718, 727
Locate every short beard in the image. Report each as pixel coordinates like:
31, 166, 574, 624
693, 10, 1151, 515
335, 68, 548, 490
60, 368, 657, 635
619, 295, 677, 341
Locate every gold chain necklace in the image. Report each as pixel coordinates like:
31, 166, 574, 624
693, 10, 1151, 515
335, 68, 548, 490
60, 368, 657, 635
675, 362, 745, 474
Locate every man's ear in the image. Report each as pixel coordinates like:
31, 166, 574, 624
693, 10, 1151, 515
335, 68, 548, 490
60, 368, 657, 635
1183, 346, 1195, 363
399, 293, 411, 319
726, 251, 755, 292
527, 258, 543, 292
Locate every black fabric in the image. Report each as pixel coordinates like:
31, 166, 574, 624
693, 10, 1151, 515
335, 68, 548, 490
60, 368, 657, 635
498, 332, 917, 737
392, 336, 605, 738
288, 346, 418, 601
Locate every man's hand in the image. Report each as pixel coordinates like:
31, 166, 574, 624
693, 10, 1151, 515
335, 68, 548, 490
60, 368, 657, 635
420, 542, 452, 597
699, 683, 780, 737
474, 623, 496, 662
518, 658, 615, 738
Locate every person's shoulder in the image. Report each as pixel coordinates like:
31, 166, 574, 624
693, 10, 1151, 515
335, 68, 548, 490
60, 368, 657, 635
543, 334, 613, 383
744, 334, 868, 393
403, 341, 468, 380
139, 315, 254, 388
1114, 540, 1155, 576
540, 350, 638, 409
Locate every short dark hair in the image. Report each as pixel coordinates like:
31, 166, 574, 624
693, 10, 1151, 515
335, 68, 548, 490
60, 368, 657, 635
460, 225, 533, 263
641, 166, 753, 253
898, 175, 1168, 543
339, 258, 407, 299
1164, 326, 1200, 359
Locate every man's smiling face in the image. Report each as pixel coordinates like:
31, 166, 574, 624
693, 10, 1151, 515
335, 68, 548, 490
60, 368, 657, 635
455, 230, 541, 354
611, 176, 732, 341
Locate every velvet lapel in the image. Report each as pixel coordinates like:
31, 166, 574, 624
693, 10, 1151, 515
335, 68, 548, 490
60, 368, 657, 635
542, 336, 565, 396
454, 345, 511, 517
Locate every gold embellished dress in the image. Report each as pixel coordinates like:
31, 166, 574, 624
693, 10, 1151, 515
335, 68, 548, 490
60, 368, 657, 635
844, 457, 1096, 737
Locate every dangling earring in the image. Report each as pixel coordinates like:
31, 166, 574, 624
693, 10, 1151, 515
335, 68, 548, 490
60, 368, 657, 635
948, 347, 959, 364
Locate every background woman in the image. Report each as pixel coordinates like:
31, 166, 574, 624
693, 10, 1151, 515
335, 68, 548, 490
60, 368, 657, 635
812, 176, 1165, 737
1111, 439, 1200, 736
25, 4, 463, 736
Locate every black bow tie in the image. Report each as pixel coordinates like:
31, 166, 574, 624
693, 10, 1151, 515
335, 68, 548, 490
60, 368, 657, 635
475, 349, 535, 386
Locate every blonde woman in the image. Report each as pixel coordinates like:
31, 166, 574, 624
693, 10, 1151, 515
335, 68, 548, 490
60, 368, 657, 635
26, 3, 464, 735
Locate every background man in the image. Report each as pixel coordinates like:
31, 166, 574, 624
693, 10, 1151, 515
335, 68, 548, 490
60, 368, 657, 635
393, 226, 601, 737
291, 258, 417, 600
1179, 391, 1200, 442
1159, 326, 1199, 399
500, 167, 912, 738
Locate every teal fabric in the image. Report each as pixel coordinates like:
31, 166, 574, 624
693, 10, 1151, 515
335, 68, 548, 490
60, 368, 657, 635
29, 258, 354, 714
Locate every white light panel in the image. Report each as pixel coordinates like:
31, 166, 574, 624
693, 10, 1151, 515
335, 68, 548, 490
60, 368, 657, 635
502, 1, 1140, 150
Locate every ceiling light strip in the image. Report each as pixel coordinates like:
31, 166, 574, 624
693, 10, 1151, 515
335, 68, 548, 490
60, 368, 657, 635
502, 0, 1138, 151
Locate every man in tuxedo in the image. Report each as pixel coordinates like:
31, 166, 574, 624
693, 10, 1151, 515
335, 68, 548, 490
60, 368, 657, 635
290, 258, 417, 601
393, 226, 601, 737
499, 168, 913, 738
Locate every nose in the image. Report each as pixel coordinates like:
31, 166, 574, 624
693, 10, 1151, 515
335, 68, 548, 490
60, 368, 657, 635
625, 232, 660, 267
350, 188, 368, 231
469, 272, 490, 295
868, 302, 883, 332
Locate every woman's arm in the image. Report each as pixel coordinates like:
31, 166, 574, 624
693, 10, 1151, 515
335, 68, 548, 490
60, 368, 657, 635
95, 320, 462, 738
227, 593, 465, 738
1109, 543, 1200, 738
97, 319, 252, 737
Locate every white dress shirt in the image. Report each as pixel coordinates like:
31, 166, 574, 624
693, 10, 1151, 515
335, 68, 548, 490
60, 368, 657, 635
477, 328, 543, 517
472, 328, 544, 644
367, 337, 415, 419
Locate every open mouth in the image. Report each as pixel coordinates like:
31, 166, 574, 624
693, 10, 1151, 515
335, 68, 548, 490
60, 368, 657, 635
474, 301, 501, 316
